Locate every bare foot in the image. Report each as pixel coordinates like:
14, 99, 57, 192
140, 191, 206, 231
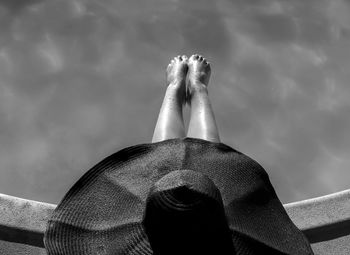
166, 55, 188, 104
166, 55, 188, 86
187, 54, 211, 104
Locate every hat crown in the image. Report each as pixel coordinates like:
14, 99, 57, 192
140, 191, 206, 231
143, 170, 234, 254
150, 169, 222, 208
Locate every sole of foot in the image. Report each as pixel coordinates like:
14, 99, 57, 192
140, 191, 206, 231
166, 55, 188, 105
186, 54, 211, 104
166, 55, 188, 86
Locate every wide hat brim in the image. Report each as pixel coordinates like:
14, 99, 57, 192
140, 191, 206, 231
44, 138, 313, 255
44, 169, 228, 255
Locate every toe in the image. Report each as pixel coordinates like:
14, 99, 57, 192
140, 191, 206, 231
182, 55, 188, 61
192, 54, 199, 60
198, 56, 204, 61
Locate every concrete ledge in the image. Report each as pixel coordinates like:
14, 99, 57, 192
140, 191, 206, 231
0, 194, 55, 247
284, 189, 350, 243
0, 190, 349, 248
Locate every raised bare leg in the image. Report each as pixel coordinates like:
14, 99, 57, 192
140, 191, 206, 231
151, 55, 188, 143
186, 54, 221, 143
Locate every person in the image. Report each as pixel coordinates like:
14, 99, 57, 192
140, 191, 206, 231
44, 55, 314, 254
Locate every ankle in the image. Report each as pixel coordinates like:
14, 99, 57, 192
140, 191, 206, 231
191, 81, 208, 91
188, 83, 208, 101
166, 82, 186, 104
168, 80, 186, 89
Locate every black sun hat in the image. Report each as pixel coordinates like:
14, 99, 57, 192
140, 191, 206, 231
143, 170, 235, 255
44, 138, 313, 255
44, 169, 234, 255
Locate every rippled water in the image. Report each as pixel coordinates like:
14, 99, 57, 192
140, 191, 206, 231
0, 0, 349, 204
